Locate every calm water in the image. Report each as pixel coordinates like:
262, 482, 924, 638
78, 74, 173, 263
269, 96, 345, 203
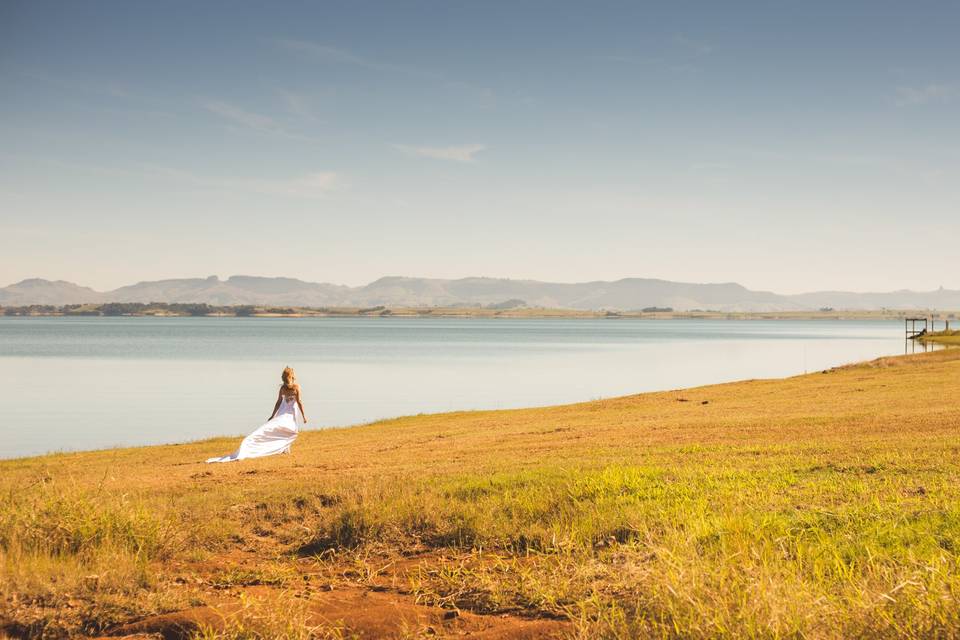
0, 317, 920, 459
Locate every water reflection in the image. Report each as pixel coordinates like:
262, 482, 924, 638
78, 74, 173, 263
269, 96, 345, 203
904, 339, 947, 354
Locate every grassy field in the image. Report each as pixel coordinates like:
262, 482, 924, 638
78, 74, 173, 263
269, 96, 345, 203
2, 349, 960, 639
919, 330, 960, 345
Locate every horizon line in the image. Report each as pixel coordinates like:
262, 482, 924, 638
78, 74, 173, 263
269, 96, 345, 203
2, 274, 958, 298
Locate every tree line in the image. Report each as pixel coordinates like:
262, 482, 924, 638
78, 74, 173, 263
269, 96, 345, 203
1, 302, 269, 316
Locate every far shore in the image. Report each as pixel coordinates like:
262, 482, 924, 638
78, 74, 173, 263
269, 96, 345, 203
2, 302, 958, 321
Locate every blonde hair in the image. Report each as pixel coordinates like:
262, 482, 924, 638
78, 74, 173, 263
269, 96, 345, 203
281, 366, 296, 389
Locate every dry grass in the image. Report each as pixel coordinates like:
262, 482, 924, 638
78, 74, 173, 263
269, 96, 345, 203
191, 592, 350, 640
920, 330, 960, 345
2, 349, 960, 638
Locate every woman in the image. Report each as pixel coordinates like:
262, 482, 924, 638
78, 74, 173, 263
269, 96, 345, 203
206, 366, 308, 463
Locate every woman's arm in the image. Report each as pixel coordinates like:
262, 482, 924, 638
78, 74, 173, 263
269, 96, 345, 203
269, 389, 282, 420
296, 387, 308, 423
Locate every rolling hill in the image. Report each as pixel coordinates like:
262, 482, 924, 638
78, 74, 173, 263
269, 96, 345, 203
2, 275, 959, 311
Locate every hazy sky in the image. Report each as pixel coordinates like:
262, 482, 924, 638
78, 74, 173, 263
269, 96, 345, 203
1, 1, 957, 294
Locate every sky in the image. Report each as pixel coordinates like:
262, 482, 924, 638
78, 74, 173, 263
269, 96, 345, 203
1, 1, 958, 294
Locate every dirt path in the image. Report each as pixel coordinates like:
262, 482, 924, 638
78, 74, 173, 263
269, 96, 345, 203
95, 549, 572, 640
103, 589, 569, 639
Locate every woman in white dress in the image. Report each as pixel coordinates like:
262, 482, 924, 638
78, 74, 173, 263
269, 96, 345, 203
206, 366, 308, 463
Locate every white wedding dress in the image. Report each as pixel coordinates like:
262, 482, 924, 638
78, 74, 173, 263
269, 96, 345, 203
206, 393, 303, 463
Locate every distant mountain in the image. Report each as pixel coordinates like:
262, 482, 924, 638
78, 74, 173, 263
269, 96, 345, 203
349, 277, 792, 311
0, 279, 106, 305
1, 275, 958, 312
106, 275, 351, 306
785, 288, 960, 311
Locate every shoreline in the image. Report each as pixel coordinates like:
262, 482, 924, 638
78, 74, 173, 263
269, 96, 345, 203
3, 346, 948, 464
918, 330, 960, 345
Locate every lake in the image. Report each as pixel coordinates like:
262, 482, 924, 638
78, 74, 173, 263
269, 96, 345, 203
0, 316, 925, 459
